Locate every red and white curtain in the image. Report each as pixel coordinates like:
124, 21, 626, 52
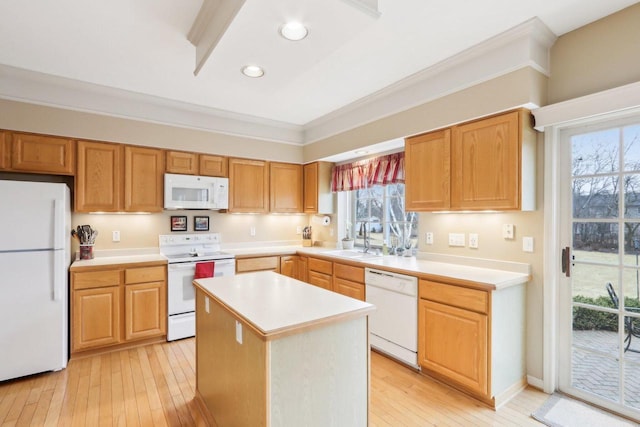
331, 152, 405, 192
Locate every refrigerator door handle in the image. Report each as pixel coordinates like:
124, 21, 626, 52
53, 199, 64, 250
53, 249, 64, 301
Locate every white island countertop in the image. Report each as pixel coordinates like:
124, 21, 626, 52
194, 271, 375, 340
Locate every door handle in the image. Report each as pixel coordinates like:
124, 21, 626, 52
561, 246, 571, 278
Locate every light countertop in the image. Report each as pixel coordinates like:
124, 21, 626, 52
194, 271, 375, 339
70, 249, 167, 270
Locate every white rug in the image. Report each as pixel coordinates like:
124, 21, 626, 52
532, 393, 639, 427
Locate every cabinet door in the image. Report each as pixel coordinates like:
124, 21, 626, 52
125, 281, 166, 341
280, 255, 297, 278
308, 271, 332, 291
72, 286, 120, 352
76, 140, 122, 212
297, 256, 308, 282
166, 150, 198, 175
303, 162, 318, 213
0, 130, 9, 170
270, 162, 303, 213
199, 154, 228, 177
418, 299, 488, 396
451, 111, 519, 210
124, 146, 164, 212
405, 129, 451, 211
236, 256, 280, 273
228, 158, 269, 213
11, 132, 75, 175
334, 277, 365, 301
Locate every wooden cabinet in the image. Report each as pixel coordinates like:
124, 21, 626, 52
124, 146, 164, 212
333, 262, 365, 301
270, 162, 303, 213
70, 262, 167, 355
200, 154, 228, 177
76, 142, 164, 213
417, 278, 526, 407
303, 162, 333, 214
236, 256, 280, 274
76, 140, 123, 212
165, 150, 228, 177
166, 150, 198, 175
404, 109, 536, 211
405, 129, 451, 211
297, 256, 308, 282
307, 257, 333, 290
280, 255, 298, 278
0, 131, 8, 170
124, 266, 166, 340
228, 158, 269, 213
5, 132, 75, 175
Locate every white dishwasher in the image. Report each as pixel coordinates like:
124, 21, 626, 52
365, 268, 418, 368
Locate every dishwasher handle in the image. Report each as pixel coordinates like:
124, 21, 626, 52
365, 268, 418, 297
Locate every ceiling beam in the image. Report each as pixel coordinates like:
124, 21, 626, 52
187, 0, 247, 76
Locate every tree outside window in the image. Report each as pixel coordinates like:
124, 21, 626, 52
350, 183, 418, 251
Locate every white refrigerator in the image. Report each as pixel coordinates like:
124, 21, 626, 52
0, 180, 71, 381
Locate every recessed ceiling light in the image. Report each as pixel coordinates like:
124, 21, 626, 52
241, 65, 264, 78
280, 22, 308, 41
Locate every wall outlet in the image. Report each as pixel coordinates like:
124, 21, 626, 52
469, 233, 479, 249
425, 232, 434, 245
296, 226, 302, 235
523, 236, 534, 253
205, 296, 210, 313
250, 226, 256, 236
112, 230, 120, 242
448, 233, 465, 247
235, 321, 243, 344
502, 224, 515, 240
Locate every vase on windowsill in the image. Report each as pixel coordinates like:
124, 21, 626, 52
341, 238, 354, 250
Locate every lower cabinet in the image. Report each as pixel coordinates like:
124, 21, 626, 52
307, 257, 333, 290
279, 255, 297, 278
236, 256, 280, 274
418, 278, 526, 407
70, 262, 167, 355
333, 262, 365, 301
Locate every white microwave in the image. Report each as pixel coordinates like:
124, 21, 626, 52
164, 173, 229, 210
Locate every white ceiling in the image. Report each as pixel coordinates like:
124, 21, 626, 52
0, 0, 637, 149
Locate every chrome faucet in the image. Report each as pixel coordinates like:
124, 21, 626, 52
362, 222, 370, 253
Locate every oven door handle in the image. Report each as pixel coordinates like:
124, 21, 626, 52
168, 260, 235, 270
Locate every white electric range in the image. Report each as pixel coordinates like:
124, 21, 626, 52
159, 233, 235, 341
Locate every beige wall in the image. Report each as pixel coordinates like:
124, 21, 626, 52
0, 99, 303, 162
548, 2, 640, 104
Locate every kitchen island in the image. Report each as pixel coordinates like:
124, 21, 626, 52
193, 271, 375, 427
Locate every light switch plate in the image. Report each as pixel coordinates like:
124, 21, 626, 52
112, 230, 120, 242
469, 233, 479, 249
448, 233, 465, 247
523, 236, 534, 253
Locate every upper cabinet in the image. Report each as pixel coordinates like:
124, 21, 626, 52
303, 162, 333, 214
4, 132, 75, 175
270, 162, 303, 213
124, 146, 164, 212
166, 150, 228, 177
404, 109, 536, 211
76, 141, 164, 213
0, 131, 8, 170
405, 129, 451, 211
228, 158, 269, 213
76, 140, 122, 212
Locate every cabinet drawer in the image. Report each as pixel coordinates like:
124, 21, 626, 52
334, 277, 365, 301
73, 270, 122, 290
334, 263, 364, 283
308, 271, 332, 291
308, 257, 332, 275
125, 266, 166, 284
419, 280, 488, 314
236, 256, 279, 273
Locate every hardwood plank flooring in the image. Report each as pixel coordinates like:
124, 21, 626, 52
0, 339, 547, 426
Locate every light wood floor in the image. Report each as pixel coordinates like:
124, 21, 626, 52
0, 338, 547, 426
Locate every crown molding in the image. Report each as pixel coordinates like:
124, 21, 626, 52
302, 17, 557, 144
0, 64, 304, 145
0, 18, 556, 148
